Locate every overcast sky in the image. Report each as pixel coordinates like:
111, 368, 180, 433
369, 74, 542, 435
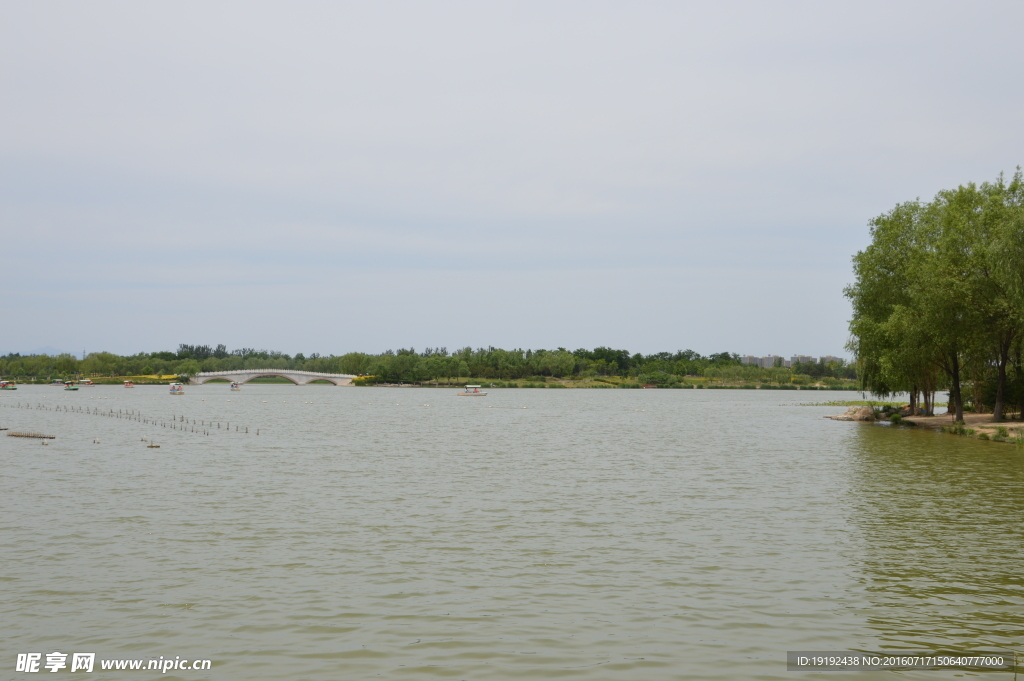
2, 2, 1022, 358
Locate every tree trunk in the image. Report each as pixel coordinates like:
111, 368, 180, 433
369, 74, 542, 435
950, 353, 964, 422
972, 367, 984, 413
909, 387, 918, 416
993, 340, 1009, 421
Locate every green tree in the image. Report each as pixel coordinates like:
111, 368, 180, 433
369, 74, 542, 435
54, 353, 79, 378
976, 169, 1024, 419
846, 170, 1024, 421
175, 359, 201, 382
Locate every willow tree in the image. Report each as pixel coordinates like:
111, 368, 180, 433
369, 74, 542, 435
977, 170, 1024, 419
910, 185, 989, 422
845, 200, 936, 411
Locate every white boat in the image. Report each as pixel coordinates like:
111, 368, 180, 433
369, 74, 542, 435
124, 380, 134, 388
80, 378, 96, 387
169, 382, 185, 395
230, 382, 241, 391
457, 384, 487, 396
50, 379, 65, 386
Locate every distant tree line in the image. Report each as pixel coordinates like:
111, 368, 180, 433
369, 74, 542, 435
846, 169, 1024, 420
0, 345, 854, 385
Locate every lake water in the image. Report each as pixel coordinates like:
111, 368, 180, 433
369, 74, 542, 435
2, 386, 1021, 679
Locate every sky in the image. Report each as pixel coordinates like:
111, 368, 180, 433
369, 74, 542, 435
2, 1, 1022, 359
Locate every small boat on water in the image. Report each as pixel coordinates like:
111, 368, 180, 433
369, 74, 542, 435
50, 379, 65, 387
169, 382, 185, 395
0, 380, 17, 390
64, 382, 78, 391
124, 380, 134, 388
457, 384, 487, 396
80, 378, 95, 387
230, 382, 241, 391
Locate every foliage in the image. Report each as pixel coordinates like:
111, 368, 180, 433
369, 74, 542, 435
940, 423, 975, 436
0, 344, 857, 387
846, 168, 1024, 420
175, 359, 201, 382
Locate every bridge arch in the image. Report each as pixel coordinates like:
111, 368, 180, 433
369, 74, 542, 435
193, 375, 237, 384
245, 373, 301, 385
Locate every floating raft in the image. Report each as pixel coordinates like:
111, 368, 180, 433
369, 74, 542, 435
8, 431, 56, 439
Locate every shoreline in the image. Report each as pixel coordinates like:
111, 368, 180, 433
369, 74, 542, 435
904, 412, 1024, 441
827, 404, 1024, 444
357, 378, 859, 390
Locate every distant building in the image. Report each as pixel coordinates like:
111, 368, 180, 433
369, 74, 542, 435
740, 354, 842, 368
742, 355, 791, 368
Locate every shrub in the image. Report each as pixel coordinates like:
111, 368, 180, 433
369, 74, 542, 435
941, 422, 974, 436
978, 433, 990, 440
889, 414, 902, 424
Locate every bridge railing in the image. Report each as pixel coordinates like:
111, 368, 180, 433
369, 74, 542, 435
193, 369, 355, 378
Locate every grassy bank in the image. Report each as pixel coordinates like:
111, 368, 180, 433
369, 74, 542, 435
4, 375, 858, 390
11, 375, 180, 385
358, 376, 860, 390
801, 400, 904, 407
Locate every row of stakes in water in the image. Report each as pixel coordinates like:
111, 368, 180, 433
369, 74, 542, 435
1, 402, 259, 438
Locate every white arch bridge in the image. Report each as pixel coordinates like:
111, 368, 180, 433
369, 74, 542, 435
190, 369, 356, 386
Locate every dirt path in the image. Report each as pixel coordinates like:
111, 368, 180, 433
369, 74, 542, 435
904, 411, 1024, 438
